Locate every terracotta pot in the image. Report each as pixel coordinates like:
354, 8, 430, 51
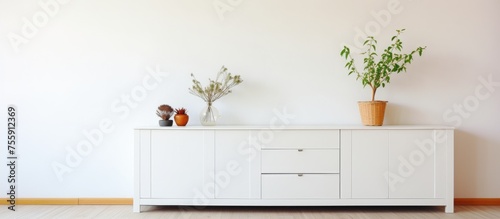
174, 114, 189, 126
358, 101, 388, 126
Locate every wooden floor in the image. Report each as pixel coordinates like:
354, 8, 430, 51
1, 205, 500, 219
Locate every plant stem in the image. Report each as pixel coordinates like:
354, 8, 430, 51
371, 86, 377, 101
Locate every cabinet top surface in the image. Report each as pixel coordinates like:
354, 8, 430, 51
135, 125, 454, 130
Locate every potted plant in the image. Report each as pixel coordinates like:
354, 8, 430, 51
340, 29, 426, 126
189, 65, 243, 126
174, 107, 189, 126
156, 104, 174, 126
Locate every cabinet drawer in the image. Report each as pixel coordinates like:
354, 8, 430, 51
262, 174, 339, 199
262, 130, 339, 149
262, 149, 339, 173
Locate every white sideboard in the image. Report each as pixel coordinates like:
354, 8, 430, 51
134, 126, 454, 213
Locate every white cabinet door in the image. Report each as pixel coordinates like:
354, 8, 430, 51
388, 130, 445, 198
350, 130, 389, 198
150, 130, 214, 201
214, 130, 260, 199
343, 129, 446, 199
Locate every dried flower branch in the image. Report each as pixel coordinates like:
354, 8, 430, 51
189, 66, 243, 103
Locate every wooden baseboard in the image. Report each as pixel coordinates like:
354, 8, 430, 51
1, 198, 132, 205
455, 198, 500, 206
12, 198, 79, 205
2, 198, 499, 206
78, 198, 132, 205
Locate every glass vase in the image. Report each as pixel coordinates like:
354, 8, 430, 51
200, 102, 219, 126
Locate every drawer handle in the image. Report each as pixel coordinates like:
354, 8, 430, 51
298, 149, 303, 152
298, 174, 303, 177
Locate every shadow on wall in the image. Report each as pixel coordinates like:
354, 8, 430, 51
454, 129, 479, 197
215, 76, 293, 125
384, 103, 426, 125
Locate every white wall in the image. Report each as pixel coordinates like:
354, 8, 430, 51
0, 0, 499, 198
